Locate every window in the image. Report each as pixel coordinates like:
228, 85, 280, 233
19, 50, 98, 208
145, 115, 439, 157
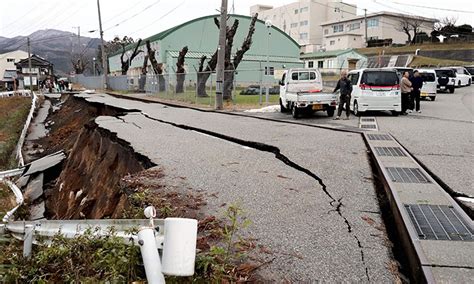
291, 71, 317, 80
420, 72, 436, 82
361, 71, 399, 86
324, 29, 328, 35
300, 7, 308, 13
294, 9, 298, 14
265, 66, 274, 76
367, 18, 379, 28
330, 40, 335, 45
290, 22, 298, 28
333, 24, 343, 33
308, 61, 314, 68
7, 58, 15, 62
300, 20, 308, 26
348, 73, 360, 85
299, 33, 308, 40
348, 22, 360, 30
318, 61, 324, 68
309, 72, 316, 80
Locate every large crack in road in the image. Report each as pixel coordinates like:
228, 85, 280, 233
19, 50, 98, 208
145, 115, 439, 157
133, 112, 371, 281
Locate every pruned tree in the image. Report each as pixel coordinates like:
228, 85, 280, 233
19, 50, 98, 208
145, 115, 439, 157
175, 46, 188, 93
71, 56, 88, 74
396, 16, 424, 44
120, 39, 143, 75
196, 17, 240, 97
96, 36, 135, 74
223, 14, 258, 99
146, 40, 166, 92
139, 54, 149, 91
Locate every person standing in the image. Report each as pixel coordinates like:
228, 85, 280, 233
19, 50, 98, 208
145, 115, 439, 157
400, 71, 412, 115
333, 70, 353, 120
410, 70, 423, 113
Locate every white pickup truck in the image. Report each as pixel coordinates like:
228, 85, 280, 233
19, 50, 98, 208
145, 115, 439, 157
279, 68, 337, 119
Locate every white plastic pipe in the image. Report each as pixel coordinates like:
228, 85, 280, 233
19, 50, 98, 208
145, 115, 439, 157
161, 218, 198, 276
1, 179, 24, 222
138, 227, 165, 284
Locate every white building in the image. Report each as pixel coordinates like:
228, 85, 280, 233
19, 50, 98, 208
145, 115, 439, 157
0, 50, 28, 90
321, 12, 436, 51
250, 0, 356, 53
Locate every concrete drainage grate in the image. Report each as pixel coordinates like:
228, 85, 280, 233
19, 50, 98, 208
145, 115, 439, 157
405, 204, 474, 241
386, 167, 431, 183
361, 118, 376, 122
361, 124, 377, 129
367, 134, 392, 141
374, 146, 406, 157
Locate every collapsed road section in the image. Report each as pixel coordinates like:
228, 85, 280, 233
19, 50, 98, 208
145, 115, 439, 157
34, 92, 396, 282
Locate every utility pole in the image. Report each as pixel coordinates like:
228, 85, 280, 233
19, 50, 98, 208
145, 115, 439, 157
97, 0, 107, 89
364, 8, 368, 47
73, 26, 80, 50
27, 37, 33, 92
215, 0, 227, 110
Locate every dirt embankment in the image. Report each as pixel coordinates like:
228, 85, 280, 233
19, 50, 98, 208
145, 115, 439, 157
39, 95, 155, 219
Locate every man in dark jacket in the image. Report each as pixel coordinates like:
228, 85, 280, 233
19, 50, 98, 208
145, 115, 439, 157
333, 70, 353, 120
409, 70, 424, 113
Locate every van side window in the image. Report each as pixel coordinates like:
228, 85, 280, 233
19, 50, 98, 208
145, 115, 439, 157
309, 72, 316, 80
349, 73, 359, 85
291, 72, 298, 80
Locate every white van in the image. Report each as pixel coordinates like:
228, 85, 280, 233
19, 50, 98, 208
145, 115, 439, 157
417, 69, 437, 101
347, 68, 401, 116
449, 67, 472, 87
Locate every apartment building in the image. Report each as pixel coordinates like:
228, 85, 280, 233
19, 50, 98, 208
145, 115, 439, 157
0, 50, 28, 90
250, 0, 356, 53
321, 12, 436, 51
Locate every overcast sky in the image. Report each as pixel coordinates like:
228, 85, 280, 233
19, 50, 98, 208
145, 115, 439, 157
1, 0, 473, 40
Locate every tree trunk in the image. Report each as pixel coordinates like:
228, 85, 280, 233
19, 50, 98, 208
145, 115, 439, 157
197, 72, 211, 97
146, 40, 166, 92
139, 55, 148, 92
223, 66, 235, 100
175, 46, 188, 93
121, 39, 143, 75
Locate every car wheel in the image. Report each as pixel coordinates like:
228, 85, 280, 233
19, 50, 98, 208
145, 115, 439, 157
291, 104, 299, 119
280, 98, 287, 113
449, 87, 455, 93
391, 111, 399, 116
430, 96, 436, 101
469, 79, 472, 86
458, 80, 461, 87
353, 101, 361, 117
327, 107, 335, 117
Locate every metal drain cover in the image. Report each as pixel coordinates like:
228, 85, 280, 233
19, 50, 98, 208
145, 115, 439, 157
374, 147, 406, 157
361, 118, 375, 122
367, 134, 392, 140
405, 204, 473, 241
386, 167, 431, 183
361, 124, 377, 129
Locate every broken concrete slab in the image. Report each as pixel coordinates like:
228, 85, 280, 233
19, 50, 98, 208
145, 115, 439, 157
29, 201, 45, 221
24, 173, 44, 202
22, 151, 66, 177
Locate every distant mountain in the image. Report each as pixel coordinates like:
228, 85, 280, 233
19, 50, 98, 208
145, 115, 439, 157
0, 29, 100, 75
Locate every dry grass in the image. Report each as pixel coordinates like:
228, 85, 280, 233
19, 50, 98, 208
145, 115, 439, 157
0, 96, 31, 170
409, 56, 472, 67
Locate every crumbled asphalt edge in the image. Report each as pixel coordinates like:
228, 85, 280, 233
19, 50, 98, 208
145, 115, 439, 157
390, 134, 474, 219
135, 112, 371, 282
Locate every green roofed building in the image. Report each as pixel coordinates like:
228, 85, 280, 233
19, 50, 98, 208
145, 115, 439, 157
107, 14, 302, 85
300, 49, 367, 74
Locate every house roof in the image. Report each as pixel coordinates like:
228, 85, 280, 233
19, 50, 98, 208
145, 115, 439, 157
108, 14, 300, 57
300, 49, 365, 59
16, 54, 53, 66
320, 11, 437, 26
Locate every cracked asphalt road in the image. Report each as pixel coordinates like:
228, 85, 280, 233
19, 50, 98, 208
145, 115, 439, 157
78, 93, 395, 282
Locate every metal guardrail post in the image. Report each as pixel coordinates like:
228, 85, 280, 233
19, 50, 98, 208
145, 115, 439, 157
23, 225, 34, 258
138, 227, 165, 284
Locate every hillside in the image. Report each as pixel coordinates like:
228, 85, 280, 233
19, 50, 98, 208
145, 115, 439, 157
357, 42, 474, 63
0, 29, 100, 75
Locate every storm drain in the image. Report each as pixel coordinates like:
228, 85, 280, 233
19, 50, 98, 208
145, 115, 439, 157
405, 204, 473, 241
374, 146, 406, 157
367, 134, 392, 141
361, 118, 376, 122
361, 124, 377, 129
386, 167, 431, 183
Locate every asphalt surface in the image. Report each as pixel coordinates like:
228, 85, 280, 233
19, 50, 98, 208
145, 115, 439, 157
77, 93, 395, 282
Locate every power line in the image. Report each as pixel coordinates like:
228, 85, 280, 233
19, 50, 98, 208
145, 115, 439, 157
387, 1, 474, 14
104, 0, 161, 32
